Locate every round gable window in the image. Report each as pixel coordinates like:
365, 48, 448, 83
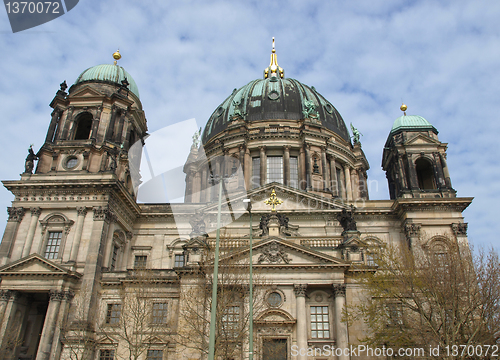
66, 157, 79, 169
267, 292, 282, 308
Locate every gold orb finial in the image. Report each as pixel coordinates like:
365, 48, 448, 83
113, 49, 121, 65
400, 103, 407, 116
264, 37, 284, 79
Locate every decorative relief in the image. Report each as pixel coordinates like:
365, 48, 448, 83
189, 212, 206, 237
451, 223, 468, 236
7, 207, 25, 222
93, 206, 115, 223
77, 207, 88, 217
293, 284, 307, 297
258, 242, 291, 264
49, 290, 66, 301
332, 284, 346, 297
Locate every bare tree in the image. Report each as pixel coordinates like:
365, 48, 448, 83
176, 242, 267, 360
351, 238, 500, 359
97, 270, 171, 360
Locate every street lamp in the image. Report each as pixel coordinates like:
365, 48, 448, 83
242, 198, 254, 360
208, 173, 230, 360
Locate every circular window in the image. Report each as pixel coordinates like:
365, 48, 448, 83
268, 90, 280, 100
324, 103, 333, 114
217, 106, 225, 116
66, 157, 79, 169
267, 292, 282, 307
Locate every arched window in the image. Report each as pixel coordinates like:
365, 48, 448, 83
74, 112, 93, 140
415, 158, 436, 190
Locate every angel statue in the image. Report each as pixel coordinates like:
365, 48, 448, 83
192, 127, 202, 148
350, 123, 363, 145
24, 144, 38, 174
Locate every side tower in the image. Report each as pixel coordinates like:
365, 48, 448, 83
0, 52, 146, 360
382, 104, 455, 200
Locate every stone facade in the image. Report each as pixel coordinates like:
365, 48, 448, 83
0, 51, 471, 360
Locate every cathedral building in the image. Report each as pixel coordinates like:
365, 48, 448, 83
0, 44, 471, 360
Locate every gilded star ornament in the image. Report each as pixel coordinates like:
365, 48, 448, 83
264, 189, 283, 212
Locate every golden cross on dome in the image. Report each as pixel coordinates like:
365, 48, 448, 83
264, 189, 283, 212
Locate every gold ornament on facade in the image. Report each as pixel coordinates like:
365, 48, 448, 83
264, 189, 283, 211
264, 37, 285, 79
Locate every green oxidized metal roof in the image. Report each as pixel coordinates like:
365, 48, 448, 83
75, 64, 140, 98
390, 115, 437, 134
202, 77, 350, 143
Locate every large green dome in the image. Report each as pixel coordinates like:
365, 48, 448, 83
390, 114, 437, 134
202, 77, 349, 143
75, 64, 140, 98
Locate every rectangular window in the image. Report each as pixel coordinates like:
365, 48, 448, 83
152, 302, 168, 324
310, 306, 330, 338
106, 303, 121, 325
147, 350, 163, 360
44, 231, 62, 259
252, 157, 260, 189
267, 156, 283, 184
99, 349, 115, 360
387, 303, 403, 326
110, 245, 119, 271
290, 156, 299, 188
222, 306, 240, 338
174, 254, 184, 267
134, 255, 147, 269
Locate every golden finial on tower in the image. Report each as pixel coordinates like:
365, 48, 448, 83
113, 49, 121, 65
400, 103, 407, 116
264, 37, 284, 79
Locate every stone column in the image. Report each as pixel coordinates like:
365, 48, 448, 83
0, 207, 25, 265
440, 153, 452, 188
321, 147, 330, 191
90, 105, 103, 141
294, 284, 308, 359
260, 146, 266, 186
22, 207, 41, 258
114, 110, 127, 143
402, 154, 416, 190
49, 291, 74, 360
283, 145, 290, 186
45, 108, 62, 143
105, 106, 119, 141
121, 232, 133, 271
305, 145, 312, 190
333, 284, 349, 360
0, 290, 13, 335
351, 169, 358, 201
329, 155, 338, 197
403, 222, 421, 250
452, 223, 469, 255
343, 165, 352, 202
36, 290, 64, 360
299, 146, 306, 190
0, 291, 21, 350
239, 145, 246, 190
69, 207, 88, 262
60, 106, 74, 140
433, 152, 446, 188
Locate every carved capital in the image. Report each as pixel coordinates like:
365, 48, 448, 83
293, 284, 307, 297
333, 284, 346, 297
404, 222, 421, 239
77, 207, 88, 217
451, 223, 468, 237
63, 291, 75, 301
93, 206, 115, 223
126, 232, 133, 241
7, 207, 25, 222
30, 207, 41, 217
0, 290, 12, 301
49, 290, 65, 302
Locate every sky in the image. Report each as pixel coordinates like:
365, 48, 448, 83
0, 0, 499, 250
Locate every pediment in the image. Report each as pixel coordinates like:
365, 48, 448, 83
69, 85, 106, 98
200, 182, 349, 214
219, 237, 349, 268
255, 309, 295, 324
404, 133, 441, 146
0, 254, 81, 279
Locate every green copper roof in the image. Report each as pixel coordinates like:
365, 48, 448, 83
75, 64, 140, 98
391, 115, 436, 134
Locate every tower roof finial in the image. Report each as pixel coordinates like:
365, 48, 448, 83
113, 49, 121, 65
264, 37, 284, 79
400, 103, 407, 116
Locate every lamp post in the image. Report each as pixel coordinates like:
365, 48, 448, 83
243, 198, 254, 360
208, 174, 228, 360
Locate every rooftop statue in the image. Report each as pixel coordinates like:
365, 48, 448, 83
350, 123, 363, 145
192, 127, 201, 148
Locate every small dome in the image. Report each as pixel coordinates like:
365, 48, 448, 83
390, 114, 437, 134
202, 77, 349, 143
75, 64, 140, 98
